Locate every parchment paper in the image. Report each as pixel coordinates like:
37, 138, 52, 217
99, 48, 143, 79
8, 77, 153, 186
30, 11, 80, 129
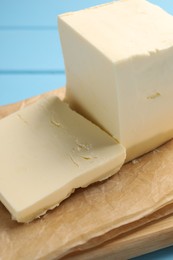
1, 88, 173, 259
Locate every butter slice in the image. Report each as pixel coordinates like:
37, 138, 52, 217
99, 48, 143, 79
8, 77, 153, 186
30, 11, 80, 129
59, 0, 173, 161
0, 97, 125, 223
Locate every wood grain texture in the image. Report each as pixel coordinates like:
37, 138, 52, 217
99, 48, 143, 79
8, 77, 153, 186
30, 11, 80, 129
0, 88, 173, 260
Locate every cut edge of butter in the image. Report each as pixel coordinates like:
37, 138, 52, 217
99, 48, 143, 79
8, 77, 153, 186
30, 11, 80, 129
1, 166, 122, 223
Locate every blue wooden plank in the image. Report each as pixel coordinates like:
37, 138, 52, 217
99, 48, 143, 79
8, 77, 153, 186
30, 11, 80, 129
149, 0, 173, 14
0, 1, 172, 71
0, 74, 65, 105
133, 246, 173, 260
0, 30, 64, 70
0, 0, 114, 27
0, 0, 172, 28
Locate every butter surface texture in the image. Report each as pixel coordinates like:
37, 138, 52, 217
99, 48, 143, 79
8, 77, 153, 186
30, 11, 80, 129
0, 97, 125, 222
59, 0, 173, 161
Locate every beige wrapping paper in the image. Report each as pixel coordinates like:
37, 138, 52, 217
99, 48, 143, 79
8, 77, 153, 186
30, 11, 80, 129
1, 88, 173, 259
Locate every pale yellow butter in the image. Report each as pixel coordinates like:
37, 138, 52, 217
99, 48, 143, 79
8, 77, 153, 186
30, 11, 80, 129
59, 0, 173, 161
0, 97, 125, 222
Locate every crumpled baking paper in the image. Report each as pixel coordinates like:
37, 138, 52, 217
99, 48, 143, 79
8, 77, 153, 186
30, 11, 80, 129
1, 88, 173, 259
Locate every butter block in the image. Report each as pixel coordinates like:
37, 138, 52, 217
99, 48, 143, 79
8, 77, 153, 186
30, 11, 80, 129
0, 97, 125, 222
59, 0, 173, 161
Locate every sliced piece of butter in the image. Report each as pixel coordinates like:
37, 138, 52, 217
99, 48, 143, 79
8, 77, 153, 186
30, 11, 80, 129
59, 0, 173, 161
0, 96, 125, 223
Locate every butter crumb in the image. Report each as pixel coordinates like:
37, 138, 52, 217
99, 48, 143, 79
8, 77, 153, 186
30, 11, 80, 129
51, 119, 61, 127
69, 154, 79, 167
17, 114, 29, 125
75, 139, 92, 151
153, 149, 161, 154
79, 155, 95, 160
147, 92, 161, 100
132, 159, 139, 165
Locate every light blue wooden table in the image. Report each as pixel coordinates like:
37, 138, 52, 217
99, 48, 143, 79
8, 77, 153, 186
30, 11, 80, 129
0, 1, 173, 259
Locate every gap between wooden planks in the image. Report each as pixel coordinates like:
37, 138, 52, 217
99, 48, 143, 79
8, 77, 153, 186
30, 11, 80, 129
1, 87, 173, 259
